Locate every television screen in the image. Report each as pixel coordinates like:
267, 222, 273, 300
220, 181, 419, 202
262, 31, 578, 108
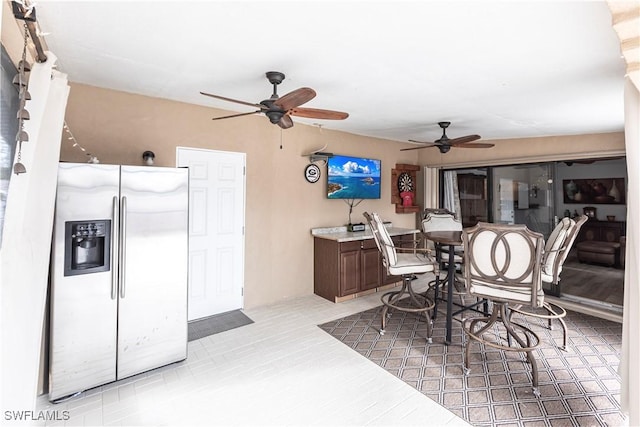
327, 155, 381, 199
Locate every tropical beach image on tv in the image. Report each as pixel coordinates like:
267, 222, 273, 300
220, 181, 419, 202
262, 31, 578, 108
327, 155, 381, 199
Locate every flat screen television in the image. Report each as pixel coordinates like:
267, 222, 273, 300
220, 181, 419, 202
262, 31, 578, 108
327, 155, 381, 199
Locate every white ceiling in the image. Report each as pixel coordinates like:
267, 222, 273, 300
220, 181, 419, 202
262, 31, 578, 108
33, 1, 627, 145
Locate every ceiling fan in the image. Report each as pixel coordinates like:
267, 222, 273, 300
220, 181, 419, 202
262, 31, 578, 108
200, 71, 349, 129
401, 121, 494, 153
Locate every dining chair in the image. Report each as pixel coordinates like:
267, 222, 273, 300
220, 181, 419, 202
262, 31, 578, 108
461, 222, 545, 397
509, 214, 588, 350
421, 211, 464, 309
363, 212, 438, 341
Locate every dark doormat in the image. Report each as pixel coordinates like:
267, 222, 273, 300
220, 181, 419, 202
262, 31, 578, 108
188, 309, 254, 341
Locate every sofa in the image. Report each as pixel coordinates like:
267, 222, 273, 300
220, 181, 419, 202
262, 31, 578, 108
576, 240, 620, 266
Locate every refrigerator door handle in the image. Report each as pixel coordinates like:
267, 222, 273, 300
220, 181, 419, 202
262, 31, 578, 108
119, 196, 127, 299
111, 195, 119, 300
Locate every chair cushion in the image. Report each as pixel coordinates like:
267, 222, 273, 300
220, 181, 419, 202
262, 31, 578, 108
541, 272, 553, 284
469, 279, 544, 307
388, 253, 436, 275
421, 213, 462, 233
371, 212, 397, 265
541, 218, 572, 276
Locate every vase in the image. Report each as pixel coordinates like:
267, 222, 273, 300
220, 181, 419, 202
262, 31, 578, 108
608, 179, 621, 202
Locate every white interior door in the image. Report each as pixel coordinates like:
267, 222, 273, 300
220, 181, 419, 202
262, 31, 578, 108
177, 147, 246, 321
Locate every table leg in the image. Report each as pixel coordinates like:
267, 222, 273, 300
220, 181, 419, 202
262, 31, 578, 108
445, 244, 454, 345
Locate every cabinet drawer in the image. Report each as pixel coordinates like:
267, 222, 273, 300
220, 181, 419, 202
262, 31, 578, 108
361, 238, 378, 250
340, 241, 362, 252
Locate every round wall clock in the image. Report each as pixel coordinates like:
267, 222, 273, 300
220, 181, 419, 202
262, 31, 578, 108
398, 171, 414, 192
304, 163, 321, 183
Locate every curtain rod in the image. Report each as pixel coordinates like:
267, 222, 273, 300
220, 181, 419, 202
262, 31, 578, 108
11, 1, 48, 63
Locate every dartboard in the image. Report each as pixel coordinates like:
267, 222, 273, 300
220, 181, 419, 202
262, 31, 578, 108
398, 172, 414, 192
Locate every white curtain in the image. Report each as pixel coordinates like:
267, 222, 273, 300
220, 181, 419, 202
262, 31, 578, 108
0, 53, 69, 411
423, 166, 439, 210
443, 170, 461, 219
620, 77, 640, 425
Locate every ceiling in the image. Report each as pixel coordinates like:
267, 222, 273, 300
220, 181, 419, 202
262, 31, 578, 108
31, 1, 627, 145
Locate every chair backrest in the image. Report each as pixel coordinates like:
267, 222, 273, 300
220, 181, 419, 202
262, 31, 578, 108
421, 212, 463, 233
363, 212, 397, 269
542, 214, 588, 282
422, 208, 454, 220
462, 222, 545, 308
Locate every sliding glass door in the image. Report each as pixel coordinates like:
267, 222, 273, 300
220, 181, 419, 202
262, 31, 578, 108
443, 164, 555, 237
491, 163, 555, 240
444, 163, 556, 294
443, 158, 626, 311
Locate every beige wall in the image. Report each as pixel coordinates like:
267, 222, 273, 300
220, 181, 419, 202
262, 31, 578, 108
62, 83, 422, 308
415, 132, 625, 168
62, 83, 627, 309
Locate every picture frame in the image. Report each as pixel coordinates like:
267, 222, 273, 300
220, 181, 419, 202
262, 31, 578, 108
563, 178, 625, 204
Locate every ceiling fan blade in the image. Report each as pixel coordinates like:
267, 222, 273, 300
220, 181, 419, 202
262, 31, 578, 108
274, 87, 316, 111
400, 143, 437, 151
289, 107, 349, 120
200, 91, 266, 109
408, 139, 433, 144
452, 143, 495, 148
448, 134, 482, 145
211, 110, 262, 120
278, 114, 294, 129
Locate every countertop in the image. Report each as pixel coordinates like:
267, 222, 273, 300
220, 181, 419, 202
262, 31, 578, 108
311, 225, 418, 242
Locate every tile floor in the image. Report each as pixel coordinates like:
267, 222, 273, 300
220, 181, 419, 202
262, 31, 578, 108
35, 274, 469, 426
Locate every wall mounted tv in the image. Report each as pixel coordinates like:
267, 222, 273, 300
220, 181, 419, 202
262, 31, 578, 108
327, 155, 381, 199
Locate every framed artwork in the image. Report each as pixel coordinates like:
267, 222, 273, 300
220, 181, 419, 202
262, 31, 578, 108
563, 178, 625, 204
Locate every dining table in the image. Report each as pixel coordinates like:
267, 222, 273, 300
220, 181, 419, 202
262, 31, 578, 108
422, 230, 487, 345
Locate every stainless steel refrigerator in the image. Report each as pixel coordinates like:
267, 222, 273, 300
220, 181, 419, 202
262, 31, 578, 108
49, 163, 188, 401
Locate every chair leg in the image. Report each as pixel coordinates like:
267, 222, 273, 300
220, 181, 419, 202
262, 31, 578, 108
463, 307, 501, 374
545, 302, 568, 351
379, 275, 435, 342
463, 303, 541, 397
508, 301, 568, 351
380, 284, 405, 335
500, 304, 540, 396
431, 273, 441, 320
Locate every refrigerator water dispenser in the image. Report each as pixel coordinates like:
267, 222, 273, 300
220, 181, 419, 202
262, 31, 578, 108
64, 220, 111, 276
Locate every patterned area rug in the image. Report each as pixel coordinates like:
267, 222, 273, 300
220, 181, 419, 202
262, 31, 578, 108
319, 301, 626, 426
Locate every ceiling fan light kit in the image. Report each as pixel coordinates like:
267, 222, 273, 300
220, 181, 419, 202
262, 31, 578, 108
402, 121, 494, 153
201, 71, 348, 129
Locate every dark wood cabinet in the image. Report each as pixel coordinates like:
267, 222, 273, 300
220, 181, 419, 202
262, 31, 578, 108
336, 239, 379, 296
577, 219, 625, 243
314, 233, 414, 302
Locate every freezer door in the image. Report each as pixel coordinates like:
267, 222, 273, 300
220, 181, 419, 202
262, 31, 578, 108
49, 163, 120, 401
117, 166, 188, 379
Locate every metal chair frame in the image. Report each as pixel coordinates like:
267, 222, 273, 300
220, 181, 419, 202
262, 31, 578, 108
363, 212, 437, 341
509, 215, 588, 350
461, 222, 545, 397
421, 212, 465, 312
